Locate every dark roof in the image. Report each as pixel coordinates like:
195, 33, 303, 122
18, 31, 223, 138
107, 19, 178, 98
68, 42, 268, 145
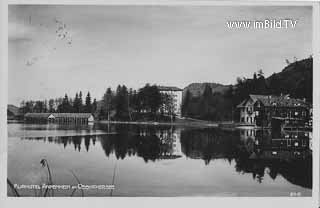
158, 86, 183, 92
25, 113, 93, 118
25, 113, 52, 118
236, 100, 247, 108
237, 94, 310, 108
52, 113, 93, 118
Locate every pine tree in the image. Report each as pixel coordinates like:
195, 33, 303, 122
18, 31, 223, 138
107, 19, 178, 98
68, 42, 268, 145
92, 98, 97, 114
73, 93, 81, 113
58, 94, 72, 113
79, 91, 83, 112
85, 92, 92, 113
103, 87, 114, 120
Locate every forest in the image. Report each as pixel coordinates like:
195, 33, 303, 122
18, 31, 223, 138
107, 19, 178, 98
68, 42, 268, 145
181, 57, 313, 121
19, 84, 177, 122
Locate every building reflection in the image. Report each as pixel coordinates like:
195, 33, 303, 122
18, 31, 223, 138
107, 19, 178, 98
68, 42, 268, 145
21, 124, 312, 189
236, 128, 312, 188
99, 125, 183, 162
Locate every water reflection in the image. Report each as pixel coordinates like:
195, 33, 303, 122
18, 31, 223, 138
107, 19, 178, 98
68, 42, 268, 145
20, 124, 312, 189
237, 129, 312, 188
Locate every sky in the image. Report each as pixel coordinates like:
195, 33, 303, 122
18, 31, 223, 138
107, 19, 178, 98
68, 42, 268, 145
8, 5, 312, 106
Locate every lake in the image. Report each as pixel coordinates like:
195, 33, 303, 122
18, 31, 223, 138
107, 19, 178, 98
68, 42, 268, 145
7, 123, 312, 197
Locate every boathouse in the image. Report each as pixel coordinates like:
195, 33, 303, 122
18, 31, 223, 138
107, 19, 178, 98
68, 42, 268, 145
237, 94, 311, 127
24, 113, 94, 124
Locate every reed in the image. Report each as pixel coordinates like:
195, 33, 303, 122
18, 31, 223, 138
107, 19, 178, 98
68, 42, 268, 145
69, 170, 84, 197
7, 178, 20, 197
40, 159, 54, 197
110, 162, 117, 197
7, 158, 85, 197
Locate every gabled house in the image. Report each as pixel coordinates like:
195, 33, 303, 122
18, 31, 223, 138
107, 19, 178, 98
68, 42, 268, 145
237, 94, 311, 127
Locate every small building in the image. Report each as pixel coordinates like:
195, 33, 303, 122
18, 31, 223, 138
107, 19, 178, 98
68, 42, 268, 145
24, 113, 94, 124
158, 86, 183, 117
237, 94, 311, 127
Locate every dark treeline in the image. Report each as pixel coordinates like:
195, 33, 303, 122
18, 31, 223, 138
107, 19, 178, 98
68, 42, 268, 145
20, 83, 177, 121
182, 57, 313, 121
97, 84, 176, 121
20, 91, 97, 114
181, 85, 234, 121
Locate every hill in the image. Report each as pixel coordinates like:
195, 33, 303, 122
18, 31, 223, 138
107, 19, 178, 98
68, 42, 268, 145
183, 82, 231, 98
7, 104, 23, 119
181, 57, 313, 121
266, 57, 312, 102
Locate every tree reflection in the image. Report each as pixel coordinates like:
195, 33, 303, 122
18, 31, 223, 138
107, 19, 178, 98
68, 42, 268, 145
99, 125, 181, 162
21, 124, 312, 189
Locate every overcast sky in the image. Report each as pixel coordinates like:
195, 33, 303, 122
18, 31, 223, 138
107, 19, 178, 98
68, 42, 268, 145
8, 5, 312, 105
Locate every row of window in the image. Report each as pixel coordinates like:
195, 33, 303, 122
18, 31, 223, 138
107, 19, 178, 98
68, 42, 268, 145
240, 116, 256, 123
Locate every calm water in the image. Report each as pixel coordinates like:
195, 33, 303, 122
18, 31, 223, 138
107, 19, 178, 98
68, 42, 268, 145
7, 123, 312, 197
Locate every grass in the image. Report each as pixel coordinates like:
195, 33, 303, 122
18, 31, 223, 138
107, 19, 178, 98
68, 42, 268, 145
7, 159, 84, 197
110, 162, 117, 197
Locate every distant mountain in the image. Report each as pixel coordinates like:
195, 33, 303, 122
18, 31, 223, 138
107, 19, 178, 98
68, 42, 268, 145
183, 82, 231, 98
7, 104, 21, 116
7, 104, 23, 119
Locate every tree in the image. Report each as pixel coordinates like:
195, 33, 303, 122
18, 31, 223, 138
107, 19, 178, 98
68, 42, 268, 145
20, 100, 33, 114
34, 101, 47, 113
58, 94, 73, 113
48, 99, 55, 113
138, 84, 162, 115
181, 90, 191, 117
79, 91, 83, 112
102, 87, 114, 120
85, 92, 92, 113
115, 85, 129, 120
285, 59, 291, 65
73, 93, 81, 113
200, 84, 213, 120
257, 69, 264, 79
253, 72, 257, 80
92, 98, 97, 114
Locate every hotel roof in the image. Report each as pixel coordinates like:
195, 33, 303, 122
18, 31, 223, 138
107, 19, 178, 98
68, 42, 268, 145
158, 86, 183, 91
237, 94, 310, 108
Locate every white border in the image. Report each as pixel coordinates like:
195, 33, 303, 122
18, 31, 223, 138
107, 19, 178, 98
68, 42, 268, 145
313, 1, 320, 205
5, 0, 318, 6
1, 1, 319, 208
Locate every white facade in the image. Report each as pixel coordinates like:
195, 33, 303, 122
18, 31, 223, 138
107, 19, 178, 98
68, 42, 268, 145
88, 115, 94, 122
158, 86, 183, 117
238, 98, 258, 125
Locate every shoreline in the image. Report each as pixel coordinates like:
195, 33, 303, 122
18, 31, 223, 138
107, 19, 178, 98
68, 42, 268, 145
95, 120, 221, 128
